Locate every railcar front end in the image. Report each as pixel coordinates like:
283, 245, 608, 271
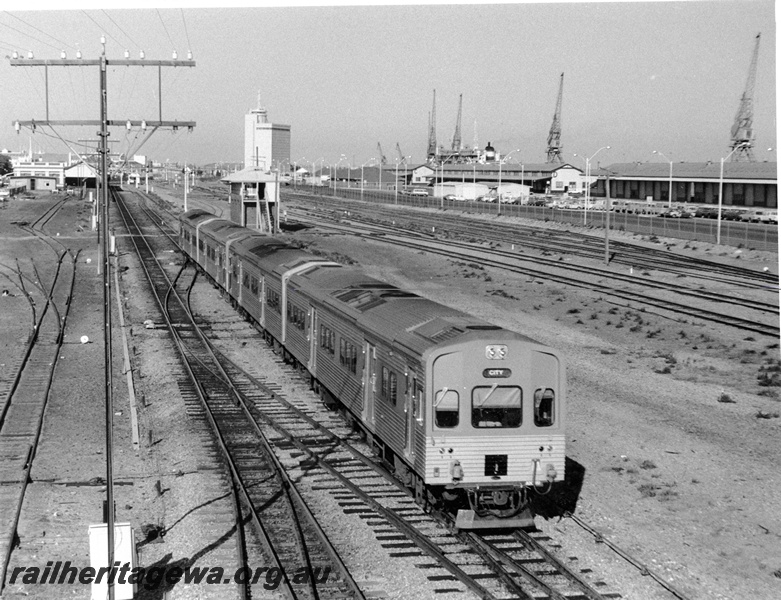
423, 333, 565, 529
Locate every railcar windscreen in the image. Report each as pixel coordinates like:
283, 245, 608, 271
471, 386, 522, 428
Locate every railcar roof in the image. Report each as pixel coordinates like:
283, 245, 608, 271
201, 220, 258, 244
180, 209, 218, 225
290, 262, 541, 354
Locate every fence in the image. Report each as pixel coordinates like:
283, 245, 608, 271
285, 185, 778, 253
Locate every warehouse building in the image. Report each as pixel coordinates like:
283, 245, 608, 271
591, 162, 777, 208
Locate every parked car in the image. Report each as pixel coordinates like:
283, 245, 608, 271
694, 207, 718, 219
409, 188, 429, 197
660, 210, 683, 218
722, 209, 746, 221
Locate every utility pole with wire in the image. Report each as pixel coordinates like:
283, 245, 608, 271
9, 38, 195, 600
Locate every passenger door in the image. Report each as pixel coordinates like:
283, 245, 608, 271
362, 342, 376, 427
308, 306, 317, 372
404, 372, 416, 459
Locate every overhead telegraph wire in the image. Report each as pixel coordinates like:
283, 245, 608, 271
3, 11, 76, 50
180, 8, 192, 51
156, 9, 176, 49
81, 10, 123, 48
100, 9, 140, 49
0, 18, 62, 53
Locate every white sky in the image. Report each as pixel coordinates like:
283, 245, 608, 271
0, 1, 777, 167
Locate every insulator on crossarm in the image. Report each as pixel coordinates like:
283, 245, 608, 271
27, 50, 33, 59
187, 50, 192, 60
141, 120, 147, 131
12, 50, 18, 59
124, 49, 130, 58
172, 50, 177, 60
126, 121, 132, 131
76, 50, 82, 59
139, 50, 145, 59
15, 121, 20, 133
60, 50, 66, 59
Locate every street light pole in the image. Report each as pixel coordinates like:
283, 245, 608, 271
361, 158, 375, 202
574, 146, 610, 225
653, 150, 673, 208
717, 143, 756, 245
394, 158, 399, 205
334, 154, 347, 195
497, 149, 520, 215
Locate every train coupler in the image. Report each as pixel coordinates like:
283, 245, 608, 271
454, 507, 534, 530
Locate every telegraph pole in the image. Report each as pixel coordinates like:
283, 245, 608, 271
10, 41, 195, 600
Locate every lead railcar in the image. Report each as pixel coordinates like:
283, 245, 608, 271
179, 210, 566, 528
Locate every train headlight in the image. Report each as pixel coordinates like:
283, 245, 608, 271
485, 345, 508, 360
450, 460, 463, 482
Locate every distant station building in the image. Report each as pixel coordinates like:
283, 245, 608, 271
10, 151, 69, 191
591, 162, 777, 208
244, 95, 291, 171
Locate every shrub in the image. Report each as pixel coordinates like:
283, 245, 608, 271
639, 460, 657, 470
718, 392, 736, 403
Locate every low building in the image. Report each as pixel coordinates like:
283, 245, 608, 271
592, 162, 777, 208
424, 162, 585, 195
11, 152, 70, 191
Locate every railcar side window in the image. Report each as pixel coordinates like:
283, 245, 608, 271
286, 302, 306, 330
534, 388, 555, 427
250, 276, 259, 296
243, 273, 250, 288
471, 386, 521, 428
381, 367, 397, 406
434, 389, 459, 428
266, 289, 280, 312
339, 339, 357, 374
319, 325, 335, 355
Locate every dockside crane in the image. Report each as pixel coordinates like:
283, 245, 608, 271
427, 89, 437, 163
377, 142, 388, 165
546, 73, 564, 163
451, 93, 463, 152
396, 143, 407, 164
729, 33, 761, 161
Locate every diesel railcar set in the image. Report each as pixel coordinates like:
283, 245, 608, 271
178, 209, 566, 529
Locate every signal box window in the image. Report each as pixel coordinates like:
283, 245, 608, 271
534, 388, 555, 427
471, 386, 521, 428
434, 389, 459, 428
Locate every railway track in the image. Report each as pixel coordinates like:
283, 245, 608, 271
285, 190, 778, 287
287, 208, 779, 338
114, 187, 365, 599
0, 199, 77, 593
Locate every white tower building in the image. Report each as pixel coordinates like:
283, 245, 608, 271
244, 93, 291, 171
